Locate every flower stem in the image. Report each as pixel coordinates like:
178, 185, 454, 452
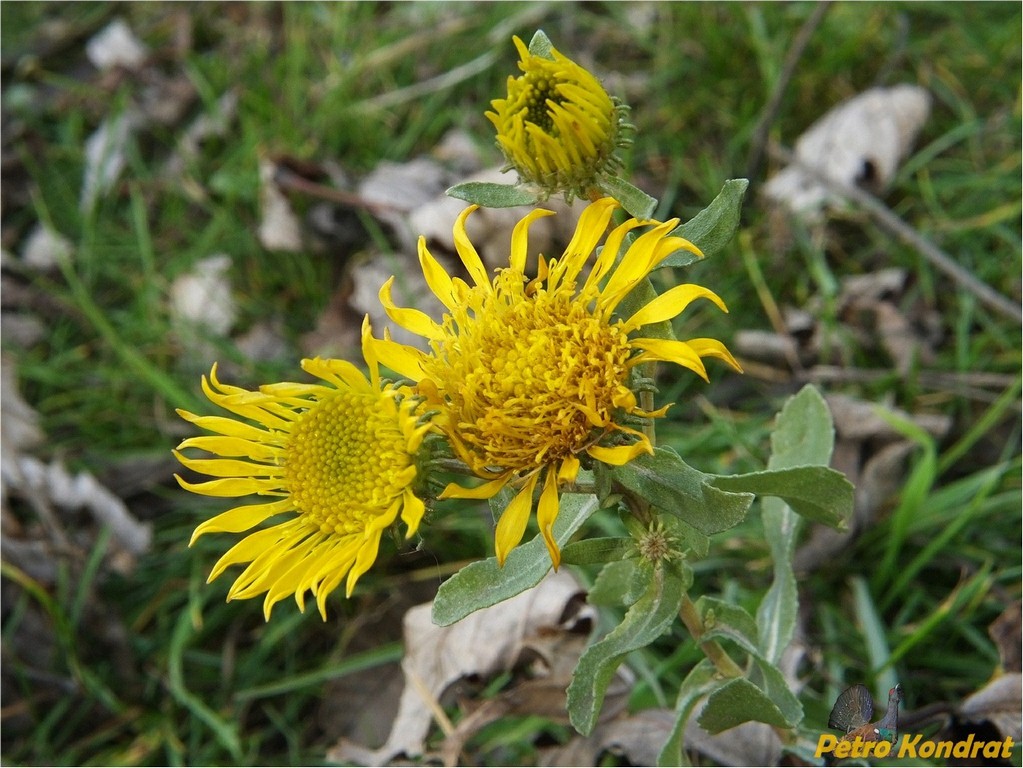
679, 593, 745, 678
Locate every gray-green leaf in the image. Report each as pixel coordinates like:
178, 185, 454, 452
611, 446, 754, 535
663, 179, 749, 266
567, 562, 686, 734
445, 181, 542, 208
598, 175, 658, 219
709, 466, 852, 529
432, 493, 599, 626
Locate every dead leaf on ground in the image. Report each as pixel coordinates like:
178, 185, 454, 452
328, 569, 593, 766
763, 85, 931, 220
989, 601, 1022, 674
85, 18, 148, 71
169, 253, 237, 337
257, 157, 304, 252
957, 674, 1023, 743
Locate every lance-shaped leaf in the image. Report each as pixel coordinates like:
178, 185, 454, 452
445, 181, 542, 208
561, 537, 634, 566
708, 466, 852, 529
598, 175, 658, 219
657, 660, 719, 767
432, 493, 599, 626
611, 446, 754, 535
698, 678, 792, 733
663, 179, 749, 267
567, 562, 686, 734
753, 385, 841, 663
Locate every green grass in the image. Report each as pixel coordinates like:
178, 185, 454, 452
2, 2, 1020, 765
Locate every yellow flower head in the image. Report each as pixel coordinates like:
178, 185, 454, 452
486, 35, 628, 200
372, 198, 741, 568
174, 319, 433, 621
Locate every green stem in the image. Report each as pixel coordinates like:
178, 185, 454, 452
679, 593, 745, 678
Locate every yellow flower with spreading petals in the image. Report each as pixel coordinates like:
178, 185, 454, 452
486, 35, 629, 200
371, 197, 741, 568
174, 320, 434, 621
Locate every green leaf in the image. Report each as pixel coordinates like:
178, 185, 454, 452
527, 29, 555, 59
611, 446, 754, 535
768, 384, 835, 467
561, 536, 633, 566
698, 678, 792, 733
588, 558, 640, 608
657, 660, 719, 766
753, 385, 841, 662
698, 597, 759, 655
567, 562, 686, 734
709, 466, 852, 528
446, 181, 541, 208
663, 179, 749, 267
431, 494, 599, 626
598, 175, 658, 219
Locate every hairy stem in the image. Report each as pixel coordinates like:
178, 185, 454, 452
679, 593, 745, 678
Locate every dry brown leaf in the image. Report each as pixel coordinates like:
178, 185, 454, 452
958, 674, 1023, 742
328, 569, 591, 766
989, 602, 1022, 675
764, 85, 931, 220
85, 18, 148, 71
169, 254, 236, 336
257, 157, 304, 252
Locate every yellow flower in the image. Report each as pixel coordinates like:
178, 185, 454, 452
174, 320, 433, 620
486, 35, 628, 200
371, 197, 741, 568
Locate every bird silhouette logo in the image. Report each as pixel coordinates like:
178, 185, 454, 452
829, 684, 903, 743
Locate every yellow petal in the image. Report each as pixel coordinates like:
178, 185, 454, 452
622, 284, 729, 333
629, 338, 709, 381
301, 356, 371, 392
651, 234, 702, 269
586, 439, 653, 466
494, 473, 540, 566
175, 435, 280, 462
366, 334, 427, 382
419, 236, 458, 312
558, 455, 581, 483
453, 205, 490, 288
536, 469, 561, 570
583, 218, 648, 296
509, 208, 556, 273
346, 530, 385, 597
439, 473, 512, 500
551, 197, 617, 289
599, 221, 677, 312
189, 498, 294, 545
401, 488, 426, 537
174, 474, 283, 498
175, 411, 282, 444
379, 276, 444, 340
173, 451, 283, 479
687, 337, 744, 373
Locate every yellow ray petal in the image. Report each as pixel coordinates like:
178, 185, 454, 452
550, 197, 618, 289
379, 276, 444, 340
453, 205, 490, 288
418, 236, 458, 312
622, 284, 729, 333
581, 218, 647, 296
401, 488, 426, 537
558, 455, 581, 483
346, 530, 385, 597
366, 334, 428, 382
175, 411, 283, 444
174, 474, 283, 498
189, 498, 294, 544
509, 208, 556, 273
173, 452, 284, 479
439, 473, 512, 500
629, 338, 709, 381
686, 337, 744, 373
175, 435, 280, 462
598, 220, 677, 312
586, 438, 653, 466
536, 468, 561, 570
494, 473, 540, 565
